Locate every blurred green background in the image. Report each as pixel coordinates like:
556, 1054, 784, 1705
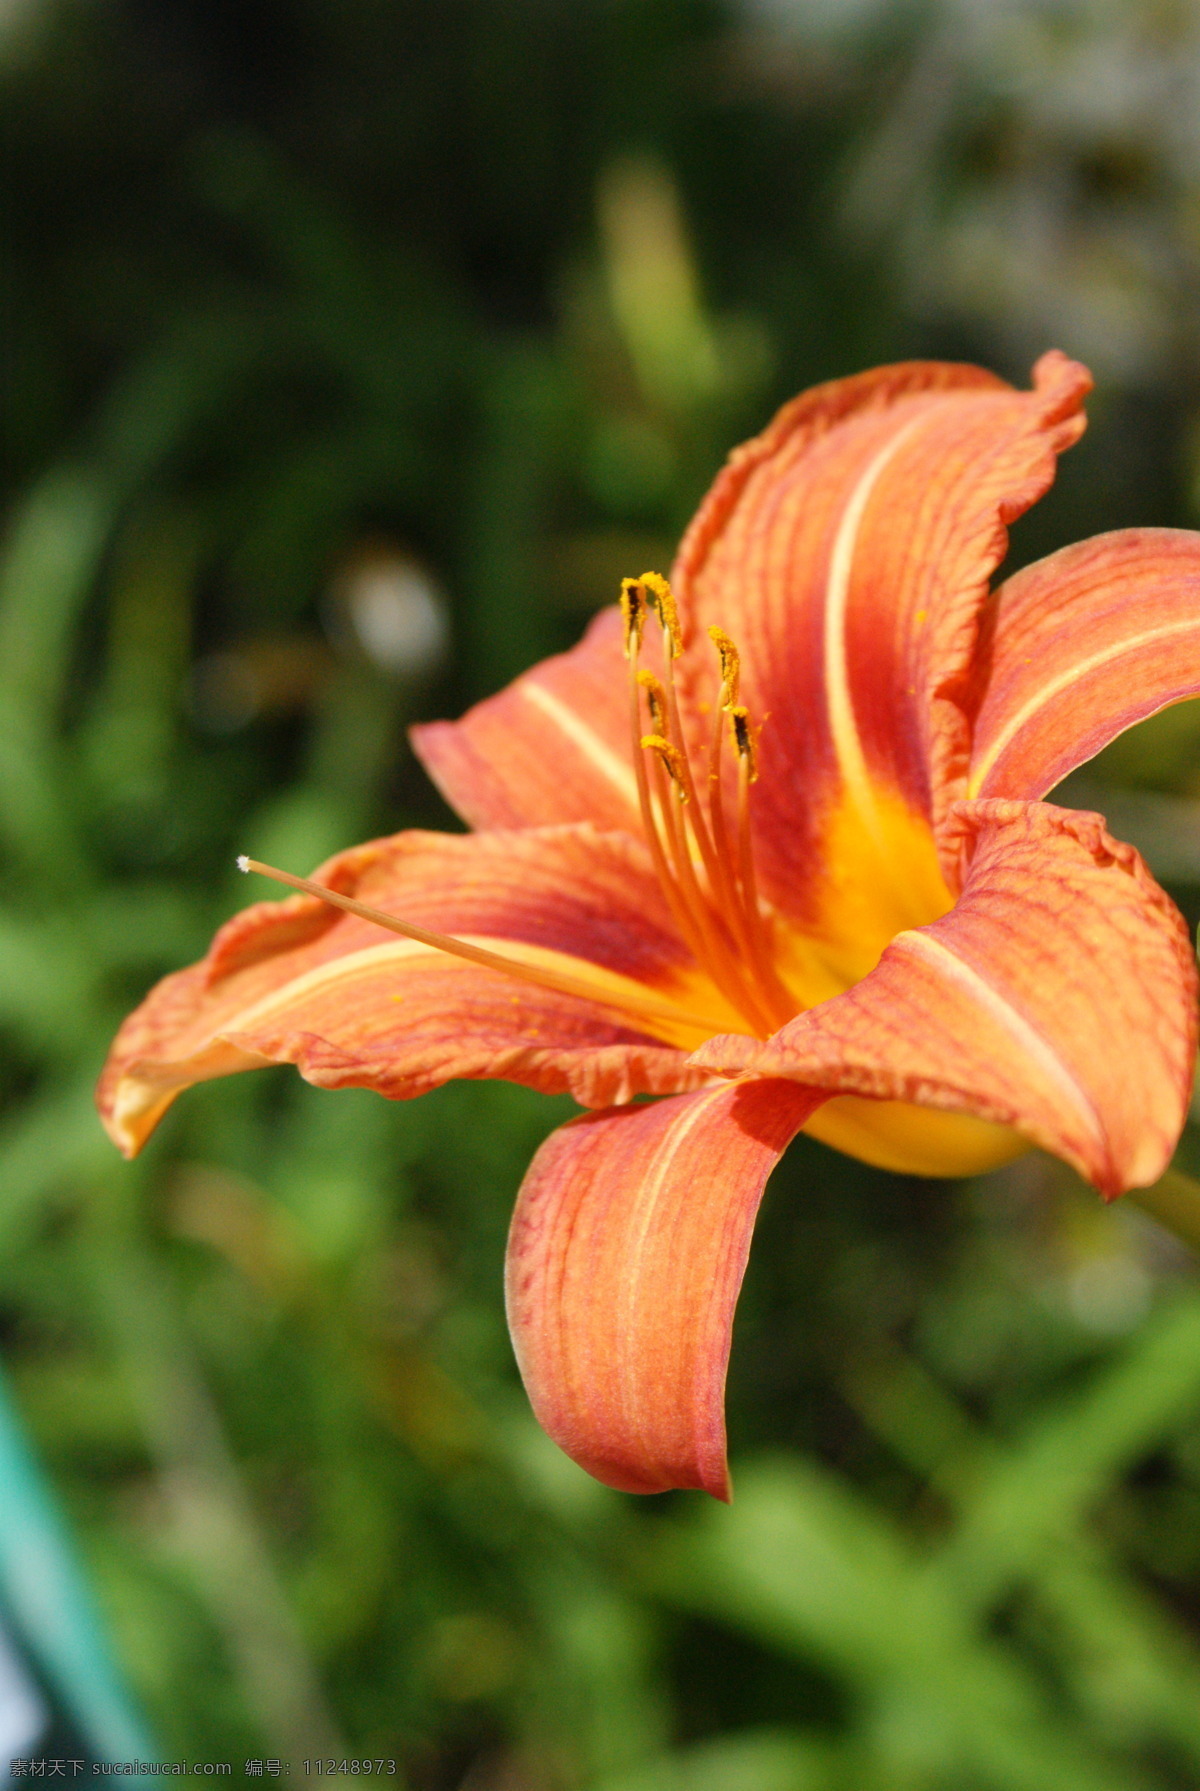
7, 0, 1200, 1783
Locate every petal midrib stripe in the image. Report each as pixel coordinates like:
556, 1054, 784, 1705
520, 680, 641, 816
894, 929, 1108, 1160
201, 937, 711, 1050
823, 411, 931, 839
617, 1085, 733, 1441
968, 616, 1200, 794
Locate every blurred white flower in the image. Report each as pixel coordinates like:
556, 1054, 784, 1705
327, 548, 450, 680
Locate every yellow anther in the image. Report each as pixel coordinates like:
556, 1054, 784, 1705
639, 571, 683, 658
641, 733, 688, 796
730, 706, 758, 781
620, 577, 648, 658
636, 668, 668, 734
708, 625, 741, 707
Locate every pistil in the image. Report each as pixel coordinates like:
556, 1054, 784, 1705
236, 858, 730, 1040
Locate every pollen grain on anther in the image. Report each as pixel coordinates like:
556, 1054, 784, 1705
639, 570, 683, 657
636, 668, 669, 736
731, 706, 758, 780
619, 576, 648, 658
641, 733, 687, 794
708, 625, 740, 707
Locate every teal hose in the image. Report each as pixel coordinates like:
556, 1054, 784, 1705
0, 1360, 159, 1774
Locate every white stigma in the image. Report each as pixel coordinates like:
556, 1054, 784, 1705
236, 854, 250, 873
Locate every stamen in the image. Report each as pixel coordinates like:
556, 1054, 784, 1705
616, 570, 796, 1038
627, 668, 724, 982
636, 668, 669, 736
705, 676, 738, 891
641, 733, 687, 796
645, 620, 747, 962
733, 749, 789, 1026
701, 625, 754, 933
619, 578, 648, 658
236, 857, 731, 1039
699, 649, 792, 1030
639, 570, 683, 658
735, 756, 762, 950
708, 626, 740, 708
730, 706, 757, 781
649, 729, 780, 1035
649, 592, 731, 902
643, 746, 776, 1034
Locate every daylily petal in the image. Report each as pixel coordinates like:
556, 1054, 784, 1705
411, 608, 638, 833
670, 352, 1091, 944
968, 528, 1200, 801
505, 1078, 824, 1499
97, 825, 733, 1157
693, 801, 1197, 1197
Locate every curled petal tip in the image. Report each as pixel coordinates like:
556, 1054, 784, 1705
1031, 347, 1094, 408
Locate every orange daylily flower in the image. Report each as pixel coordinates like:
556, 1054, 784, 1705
98, 352, 1200, 1501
